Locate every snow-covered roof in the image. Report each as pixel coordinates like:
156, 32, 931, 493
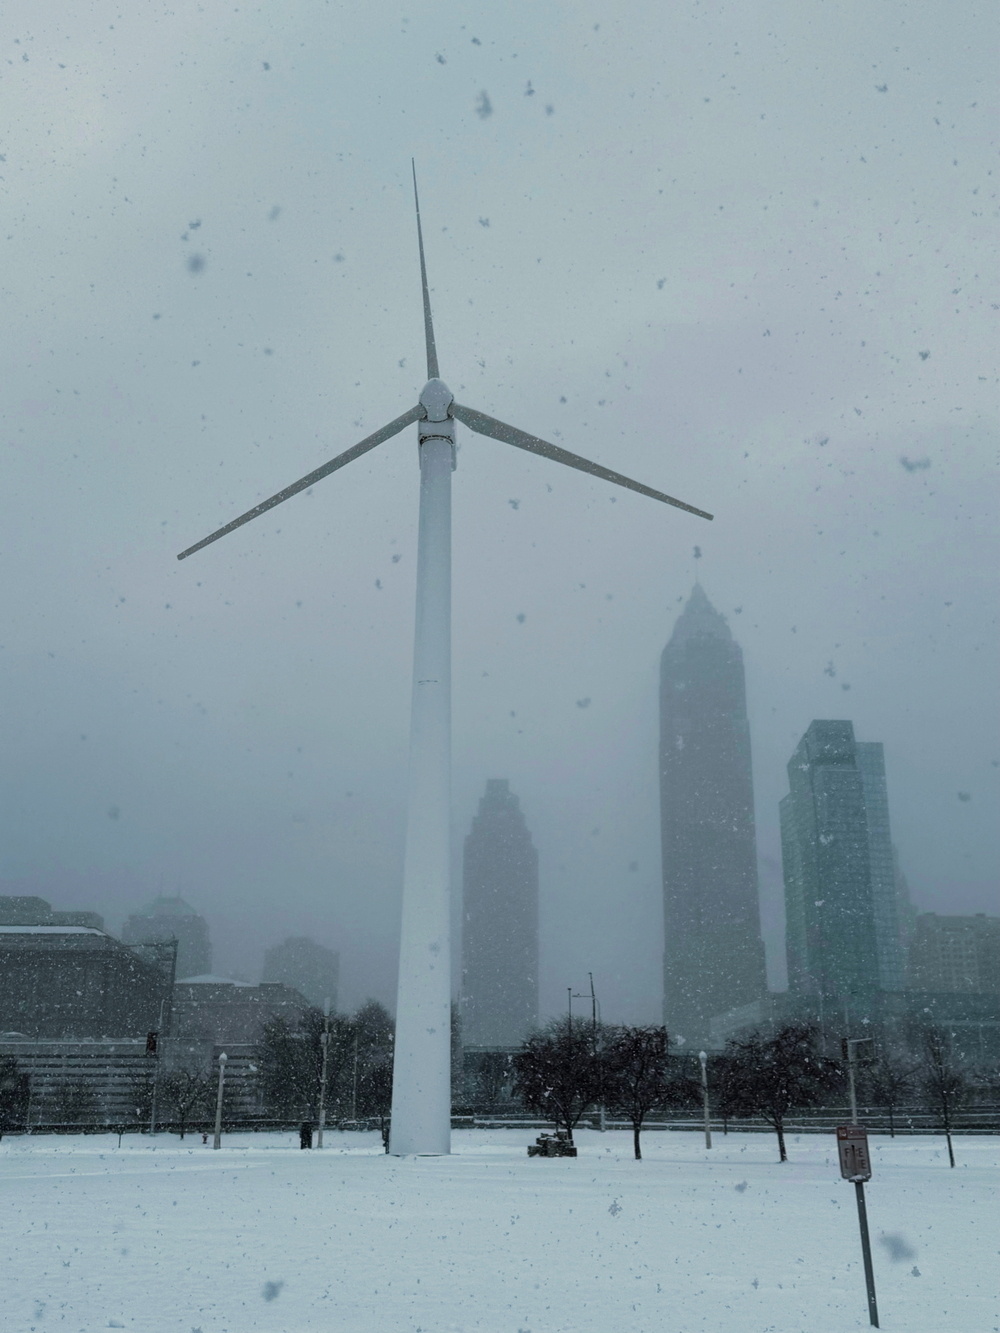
0, 925, 106, 936
176, 974, 254, 987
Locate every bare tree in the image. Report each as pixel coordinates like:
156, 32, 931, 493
127, 1066, 156, 1126
710, 1051, 741, 1135
469, 1050, 515, 1113
255, 1015, 320, 1120
0, 1056, 30, 1139
513, 1017, 603, 1145
717, 1024, 842, 1162
50, 1080, 98, 1128
602, 1025, 681, 1160
864, 1051, 915, 1138
917, 1025, 969, 1168
158, 1070, 214, 1139
451, 1001, 465, 1108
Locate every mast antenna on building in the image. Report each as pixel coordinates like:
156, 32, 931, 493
177, 164, 712, 1155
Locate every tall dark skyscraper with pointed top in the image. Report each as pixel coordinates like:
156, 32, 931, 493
659, 585, 767, 1043
461, 779, 539, 1047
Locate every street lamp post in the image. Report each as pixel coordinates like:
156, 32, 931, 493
317, 998, 332, 1149
843, 1037, 874, 1126
699, 1050, 712, 1149
212, 1051, 227, 1150
571, 975, 604, 1131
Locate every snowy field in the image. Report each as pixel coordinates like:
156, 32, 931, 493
2, 1128, 996, 1333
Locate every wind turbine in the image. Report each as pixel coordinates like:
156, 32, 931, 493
177, 167, 712, 1155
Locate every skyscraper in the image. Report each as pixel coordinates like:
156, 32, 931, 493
122, 895, 212, 979
780, 721, 880, 1013
461, 779, 539, 1047
855, 742, 906, 992
659, 585, 766, 1043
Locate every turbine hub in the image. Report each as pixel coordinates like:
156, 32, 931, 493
419, 378, 454, 422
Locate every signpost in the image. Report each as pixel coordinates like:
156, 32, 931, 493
837, 1125, 879, 1327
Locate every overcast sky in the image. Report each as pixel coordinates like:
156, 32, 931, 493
2, 1, 996, 1021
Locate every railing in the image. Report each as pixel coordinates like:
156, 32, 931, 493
6, 1106, 998, 1137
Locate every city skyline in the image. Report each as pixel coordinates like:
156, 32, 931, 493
1, 0, 995, 1028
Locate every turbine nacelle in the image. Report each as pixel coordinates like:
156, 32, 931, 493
418, 378, 457, 468
419, 378, 454, 422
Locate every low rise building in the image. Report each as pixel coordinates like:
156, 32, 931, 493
0, 920, 168, 1041
170, 976, 311, 1046
907, 913, 1000, 994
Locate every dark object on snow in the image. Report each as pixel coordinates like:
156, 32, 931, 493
528, 1130, 577, 1158
299, 1120, 314, 1149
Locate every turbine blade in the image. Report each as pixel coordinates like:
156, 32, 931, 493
451, 404, 713, 521
411, 161, 439, 380
177, 405, 423, 560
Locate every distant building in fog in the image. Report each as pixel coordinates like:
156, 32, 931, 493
262, 937, 339, 1010
122, 895, 212, 979
781, 721, 883, 1016
0, 894, 104, 932
659, 585, 766, 1045
908, 913, 1000, 994
462, 779, 538, 1047
170, 977, 311, 1045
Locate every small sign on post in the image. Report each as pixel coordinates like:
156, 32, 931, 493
836, 1125, 879, 1328
837, 1124, 872, 1181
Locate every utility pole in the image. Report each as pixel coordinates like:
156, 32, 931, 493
212, 1051, 227, 1150
351, 1029, 359, 1122
148, 996, 167, 1137
148, 937, 177, 1137
317, 998, 332, 1148
587, 974, 605, 1132
571, 976, 604, 1131
699, 1050, 712, 1149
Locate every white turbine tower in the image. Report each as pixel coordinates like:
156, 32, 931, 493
177, 167, 712, 1155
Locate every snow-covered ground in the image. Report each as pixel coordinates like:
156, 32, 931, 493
2, 1127, 995, 1332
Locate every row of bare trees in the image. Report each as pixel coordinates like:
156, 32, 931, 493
511, 1019, 984, 1162
252, 998, 396, 1131
514, 1019, 700, 1159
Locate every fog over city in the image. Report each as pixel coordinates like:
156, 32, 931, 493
2, 2, 996, 1021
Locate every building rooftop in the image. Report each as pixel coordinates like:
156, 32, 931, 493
0, 925, 106, 936
176, 974, 255, 987
665, 583, 733, 649
135, 895, 202, 918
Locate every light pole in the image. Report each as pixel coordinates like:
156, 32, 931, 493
579, 974, 604, 1131
357, 1023, 365, 1119
843, 1037, 874, 1126
813, 898, 827, 1051
317, 998, 332, 1148
212, 1051, 227, 1150
699, 1050, 712, 1149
